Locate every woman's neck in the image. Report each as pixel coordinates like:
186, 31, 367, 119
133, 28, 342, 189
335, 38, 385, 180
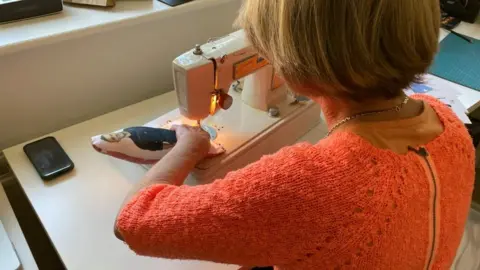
314, 95, 424, 128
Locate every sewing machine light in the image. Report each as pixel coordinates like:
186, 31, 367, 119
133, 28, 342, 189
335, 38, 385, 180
209, 91, 233, 116
210, 93, 218, 115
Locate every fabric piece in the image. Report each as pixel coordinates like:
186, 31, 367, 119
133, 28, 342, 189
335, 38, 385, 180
91, 127, 177, 164
116, 95, 475, 269
92, 123, 224, 164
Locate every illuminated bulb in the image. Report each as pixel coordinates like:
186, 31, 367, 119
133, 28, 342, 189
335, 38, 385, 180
210, 93, 218, 115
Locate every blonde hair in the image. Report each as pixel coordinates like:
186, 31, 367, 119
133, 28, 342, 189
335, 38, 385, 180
235, 0, 440, 100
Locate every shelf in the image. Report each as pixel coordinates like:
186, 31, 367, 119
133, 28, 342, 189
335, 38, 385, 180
0, 0, 230, 56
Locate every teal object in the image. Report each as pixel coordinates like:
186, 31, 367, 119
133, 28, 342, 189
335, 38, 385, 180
429, 33, 480, 91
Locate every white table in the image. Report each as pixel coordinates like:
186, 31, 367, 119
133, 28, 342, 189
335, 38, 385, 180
2, 90, 327, 270
3, 23, 480, 270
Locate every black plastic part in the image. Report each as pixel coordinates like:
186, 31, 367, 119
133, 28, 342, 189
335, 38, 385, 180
0, 0, 63, 24
157, 0, 194, 7
441, 0, 480, 23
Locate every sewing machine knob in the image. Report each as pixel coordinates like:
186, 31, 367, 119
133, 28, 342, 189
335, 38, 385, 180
193, 44, 203, 55
218, 92, 233, 110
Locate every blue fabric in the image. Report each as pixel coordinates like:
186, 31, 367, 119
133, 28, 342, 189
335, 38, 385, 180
124, 127, 177, 151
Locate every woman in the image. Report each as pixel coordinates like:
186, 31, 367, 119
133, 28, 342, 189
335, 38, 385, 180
114, 0, 475, 269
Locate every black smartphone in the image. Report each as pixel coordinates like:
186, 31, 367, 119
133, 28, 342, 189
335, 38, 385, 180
23, 136, 74, 181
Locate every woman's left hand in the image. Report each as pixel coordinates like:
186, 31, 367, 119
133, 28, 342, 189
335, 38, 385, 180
171, 124, 225, 160
171, 124, 211, 159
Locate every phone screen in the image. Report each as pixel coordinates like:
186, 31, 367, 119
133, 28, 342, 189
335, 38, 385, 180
23, 137, 74, 180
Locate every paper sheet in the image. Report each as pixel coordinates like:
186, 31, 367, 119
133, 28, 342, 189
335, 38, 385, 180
405, 75, 471, 124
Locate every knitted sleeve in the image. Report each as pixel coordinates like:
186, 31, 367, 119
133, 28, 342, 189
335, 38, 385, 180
116, 142, 318, 266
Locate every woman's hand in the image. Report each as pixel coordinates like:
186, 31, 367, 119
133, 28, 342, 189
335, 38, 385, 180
172, 124, 226, 161
171, 124, 212, 160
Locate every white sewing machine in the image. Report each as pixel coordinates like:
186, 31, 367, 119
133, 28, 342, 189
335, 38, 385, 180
146, 30, 321, 182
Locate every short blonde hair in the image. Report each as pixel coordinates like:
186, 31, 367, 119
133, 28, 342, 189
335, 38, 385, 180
236, 0, 440, 100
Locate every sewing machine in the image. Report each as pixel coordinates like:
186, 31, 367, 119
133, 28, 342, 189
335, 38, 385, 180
146, 30, 321, 181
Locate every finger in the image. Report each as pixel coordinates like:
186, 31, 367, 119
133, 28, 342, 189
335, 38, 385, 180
170, 124, 179, 131
206, 143, 226, 157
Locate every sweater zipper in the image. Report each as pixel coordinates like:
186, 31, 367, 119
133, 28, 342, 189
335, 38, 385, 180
408, 146, 439, 270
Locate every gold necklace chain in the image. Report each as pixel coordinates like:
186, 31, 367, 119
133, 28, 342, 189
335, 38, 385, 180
325, 96, 410, 137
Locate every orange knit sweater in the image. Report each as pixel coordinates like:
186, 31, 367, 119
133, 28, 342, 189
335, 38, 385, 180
116, 95, 475, 269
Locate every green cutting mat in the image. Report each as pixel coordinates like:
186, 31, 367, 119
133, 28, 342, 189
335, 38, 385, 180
429, 33, 480, 91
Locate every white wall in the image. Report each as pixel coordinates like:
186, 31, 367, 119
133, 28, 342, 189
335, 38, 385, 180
0, 0, 241, 150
